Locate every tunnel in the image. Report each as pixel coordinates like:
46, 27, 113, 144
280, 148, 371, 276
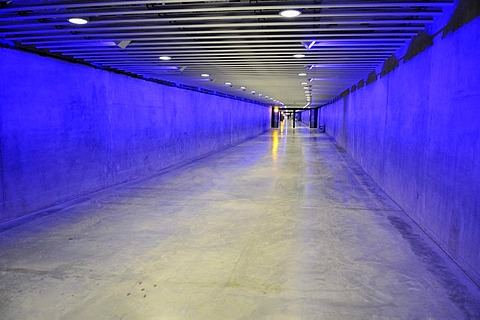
1, 0, 480, 318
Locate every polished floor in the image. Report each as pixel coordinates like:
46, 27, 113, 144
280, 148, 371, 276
1, 121, 480, 319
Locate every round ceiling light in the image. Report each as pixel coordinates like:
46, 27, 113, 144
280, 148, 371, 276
68, 17, 88, 25
159, 56, 171, 61
280, 10, 301, 18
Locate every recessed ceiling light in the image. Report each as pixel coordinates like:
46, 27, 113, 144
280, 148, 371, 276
280, 10, 301, 18
159, 56, 171, 61
301, 82, 308, 85
251, 91, 256, 94
201, 73, 209, 77
68, 17, 88, 25
303, 87, 309, 89
240, 86, 246, 90
293, 54, 306, 58
258, 93, 263, 96
298, 73, 307, 76
265, 96, 269, 98
225, 82, 232, 85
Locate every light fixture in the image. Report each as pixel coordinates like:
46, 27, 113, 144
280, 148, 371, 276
240, 86, 246, 90
258, 93, 263, 96
303, 87, 309, 89
225, 82, 232, 85
293, 54, 305, 58
159, 56, 171, 61
251, 91, 256, 94
68, 17, 88, 25
298, 73, 307, 76
201, 73, 209, 77
280, 10, 301, 18
301, 82, 308, 85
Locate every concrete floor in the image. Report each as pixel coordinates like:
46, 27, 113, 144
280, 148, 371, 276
1, 122, 480, 319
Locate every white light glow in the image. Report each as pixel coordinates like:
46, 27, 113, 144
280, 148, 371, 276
201, 73, 209, 77
280, 10, 301, 18
159, 56, 171, 61
298, 73, 307, 76
293, 54, 305, 58
68, 18, 88, 25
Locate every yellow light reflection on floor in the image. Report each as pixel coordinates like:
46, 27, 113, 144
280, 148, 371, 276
271, 129, 279, 162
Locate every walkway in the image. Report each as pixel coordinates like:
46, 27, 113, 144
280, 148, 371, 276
1, 122, 479, 319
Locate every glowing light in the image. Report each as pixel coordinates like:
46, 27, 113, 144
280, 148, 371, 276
68, 18, 88, 25
225, 82, 232, 85
298, 73, 307, 76
293, 54, 305, 58
201, 74, 209, 77
159, 56, 171, 61
280, 10, 301, 18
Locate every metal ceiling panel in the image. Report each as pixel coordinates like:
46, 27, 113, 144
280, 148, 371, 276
0, 0, 454, 107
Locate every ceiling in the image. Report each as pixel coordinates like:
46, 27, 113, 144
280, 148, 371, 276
0, 0, 453, 107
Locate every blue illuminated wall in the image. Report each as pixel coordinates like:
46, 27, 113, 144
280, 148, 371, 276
0, 47, 270, 223
320, 17, 480, 285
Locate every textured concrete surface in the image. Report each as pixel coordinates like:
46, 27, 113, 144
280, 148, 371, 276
1, 123, 479, 319
0, 47, 270, 223
319, 17, 480, 286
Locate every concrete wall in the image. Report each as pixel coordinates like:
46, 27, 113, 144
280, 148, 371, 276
319, 17, 480, 285
0, 47, 270, 223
